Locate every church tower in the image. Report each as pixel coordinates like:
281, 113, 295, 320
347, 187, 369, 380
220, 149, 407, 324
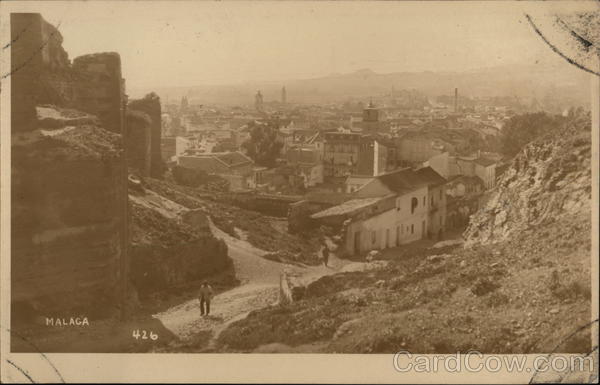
362, 100, 379, 122
180, 96, 189, 113
255, 91, 264, 112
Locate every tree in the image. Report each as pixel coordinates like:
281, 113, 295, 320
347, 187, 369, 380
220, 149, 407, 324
500, 112, 564, 157
241, 122, 283, 167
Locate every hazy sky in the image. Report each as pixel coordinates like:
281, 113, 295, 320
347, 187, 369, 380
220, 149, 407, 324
10, 1, 597, 89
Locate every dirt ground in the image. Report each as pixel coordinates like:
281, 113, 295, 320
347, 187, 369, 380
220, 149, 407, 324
152, 218, 355, 352
216, 212, 592, 353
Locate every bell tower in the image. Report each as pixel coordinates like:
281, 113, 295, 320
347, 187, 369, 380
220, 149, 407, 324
363, 100, 379, 122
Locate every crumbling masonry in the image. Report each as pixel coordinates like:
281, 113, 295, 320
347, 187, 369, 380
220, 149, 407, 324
128, 93, 164, 177
11, 13, 129, 320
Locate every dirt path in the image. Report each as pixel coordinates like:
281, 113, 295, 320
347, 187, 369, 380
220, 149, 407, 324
153, 219, 351, 351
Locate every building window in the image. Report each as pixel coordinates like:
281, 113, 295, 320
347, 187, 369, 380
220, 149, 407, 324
411, 224, 414, 234
411, 197, 418, 214
371, 231, 376, 244
423, 196, 426, 206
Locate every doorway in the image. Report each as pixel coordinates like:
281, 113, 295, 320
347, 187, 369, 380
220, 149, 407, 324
354, 231, 361, 255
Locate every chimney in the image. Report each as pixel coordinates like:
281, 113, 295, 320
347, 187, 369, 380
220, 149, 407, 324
454, 88, 458, 113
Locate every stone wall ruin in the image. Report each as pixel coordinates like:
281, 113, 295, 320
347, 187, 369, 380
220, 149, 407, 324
10, 13, 129, 322
128, 93, 164, 177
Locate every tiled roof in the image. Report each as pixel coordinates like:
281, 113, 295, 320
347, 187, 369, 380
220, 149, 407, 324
311, 196, 385, 219
414, 166, 447, 187
346, 175, 374, 184
305, 192, 354, 205
370, 166, 446, 194
473, 157, 496, 167
213, 151, 253, 166
377, 168, 424, 194
447, 175, 484, 187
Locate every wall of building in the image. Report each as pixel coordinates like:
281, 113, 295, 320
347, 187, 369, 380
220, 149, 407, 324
398, 137, 443, 163
232, 162, 256, 177
430, 152, 495, 191
299, 164, 324, 187
161, 137, 177, 161
475, 164, 496, 189
394, 185, 430, 244
375, 141, 388, 175
427, 185, 447, 239
447, 182, 466, 197
323, 134, 361, 177
344, 186, 429, 254
353, 139, 391, 177
455, 158, 477, 177
428, 152, 451, 178
355, 140, 374, 176
287, 147, 320, 164
219, 174, 249, 191
176, 136, 191, 157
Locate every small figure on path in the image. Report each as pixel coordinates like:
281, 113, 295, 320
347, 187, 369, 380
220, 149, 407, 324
321, 242, 330, 267
199, 281, 213, 317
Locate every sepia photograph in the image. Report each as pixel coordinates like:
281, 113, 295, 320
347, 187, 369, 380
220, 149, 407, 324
0, 0, 598, 383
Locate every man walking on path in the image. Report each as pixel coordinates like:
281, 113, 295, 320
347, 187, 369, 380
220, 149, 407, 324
199, 281, 213, 316
321, 242, 330, 267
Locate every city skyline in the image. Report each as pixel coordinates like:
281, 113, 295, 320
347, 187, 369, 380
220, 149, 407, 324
13, 1, 596, 90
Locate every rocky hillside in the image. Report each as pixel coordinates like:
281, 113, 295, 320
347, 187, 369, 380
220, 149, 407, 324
140, 177, 323, 265
464, 123, 591, 246
128, 182, 235, 300
216, 117, 592, 354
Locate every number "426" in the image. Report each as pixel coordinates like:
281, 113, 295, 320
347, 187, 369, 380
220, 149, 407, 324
132, 329, 158, 340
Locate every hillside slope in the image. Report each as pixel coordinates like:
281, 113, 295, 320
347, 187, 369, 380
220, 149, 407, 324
216, 120, 592, 354
140, 177, 323, 265
464, 127, 591, 246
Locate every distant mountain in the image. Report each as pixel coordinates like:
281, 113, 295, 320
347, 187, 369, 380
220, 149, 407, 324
130, 63, 591, 109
